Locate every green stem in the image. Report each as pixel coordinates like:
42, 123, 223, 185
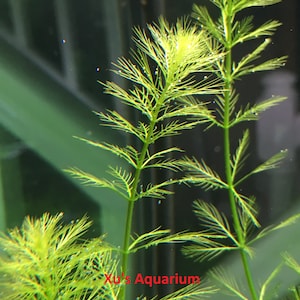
119, 84, 170, 300
119, 139, 149, 300
222, 3, 258, 300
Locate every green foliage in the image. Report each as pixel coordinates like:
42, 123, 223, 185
0, 213, 120, 299
5, 1, 295, 299
66, 16, 222, 300
177, 0, 299, 300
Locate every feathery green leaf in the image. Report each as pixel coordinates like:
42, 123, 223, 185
142, 147, 183, 171
259, 264, 283, 300
233, 20, 281, 45
64, 167, 128, 199
182, 235, 237, 262
209, 268, 248, 300
232, 190, 260, 228
231, 96, 286, 126
250, 213, 300, 244
74, 137, 139, 168
97, 110, 147, 142
159, 280, 218, 299
231, 130, 250, 181
192, 5, 224, 43
137, 180, 177, 200
282, 253, 300, 274
193, 201, 239, 245
179, 157, 227, 191
251, 149, 288, 174
0, 213, 120, 299
233, 0, 282, 13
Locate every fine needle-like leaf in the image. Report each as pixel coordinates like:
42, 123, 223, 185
74, 136, 139, 168
258, 264, 283, 300
193, 201, 239, 246
209, 268, 248, 300
236, 149, 288, 186
233, 0, 283, 14
232, 190, 260, 228
64, 167, 129, 200
282, 252, 300, 274
179, 157, 228, 191
249, 213, 300, 244
159, 279, 218, 299
231, 130, 250, 182
231, 95, 287, 127
0, 213, 120, 300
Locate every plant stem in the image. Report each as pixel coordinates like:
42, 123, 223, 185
222, 3, 258, 299
119, 85, 170, 300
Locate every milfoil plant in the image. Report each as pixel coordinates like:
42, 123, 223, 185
178, 0, 300, 299
66, 17, 223, 299
1, 1, 298, 299
0, 213, 121, 299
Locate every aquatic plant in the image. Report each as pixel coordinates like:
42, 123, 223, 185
1, 1, 298, 299
177, 0, 300, 299
66, 17, 223, 299
0, 213, 120, 299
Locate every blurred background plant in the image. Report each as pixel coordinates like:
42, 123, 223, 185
0, 213, 120, 299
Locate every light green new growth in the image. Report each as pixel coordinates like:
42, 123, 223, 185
66, 17, 223, 299
3, 1, 296, 299
179, 0, 299, 299
0, 213, 120, 299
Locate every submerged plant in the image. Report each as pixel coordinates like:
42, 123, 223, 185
0, 213, 120, 299
177, 0, 300, 299
66, 17, 223, 299
2, 1, 297, 299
